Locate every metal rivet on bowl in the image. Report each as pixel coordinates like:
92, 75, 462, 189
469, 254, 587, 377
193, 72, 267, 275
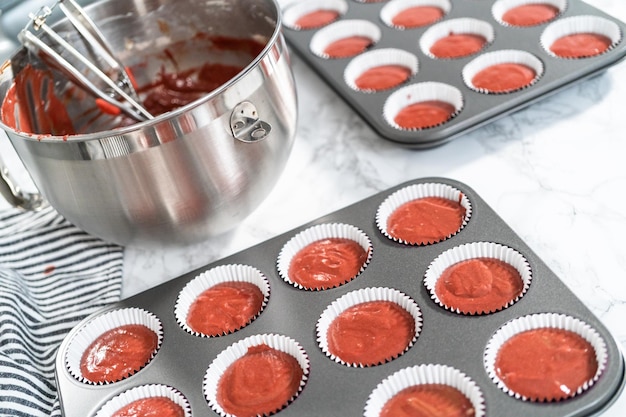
230, 101, 272, 143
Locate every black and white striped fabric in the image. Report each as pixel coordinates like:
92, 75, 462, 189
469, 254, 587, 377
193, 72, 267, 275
0, 204, 124, 417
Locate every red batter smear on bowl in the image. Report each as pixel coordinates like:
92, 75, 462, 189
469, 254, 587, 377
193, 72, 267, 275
392, 6, 445, 28
380, 384, 475, 417
355, 65, 412, 91
324, 36, 373, 58
295, 10, 340, 29
386, 196, 466, 244
80, 324, 158, 383
111, 397, 185, 417
217, 344, 304, 417
186, 281, 264, 336
502, 4, 560, 26
471, 63, 537, 93
550, 33, 612, 58
495, 328, 598, 401
430, 33, 487, 59
434, 257, 524, 314
327, 300, 415, 366
288, 238, 368, 290
394, 100, 457, 130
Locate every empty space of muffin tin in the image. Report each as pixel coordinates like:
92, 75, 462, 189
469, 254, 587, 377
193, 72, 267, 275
55, 177, 625, 416
282, 0, 626, 148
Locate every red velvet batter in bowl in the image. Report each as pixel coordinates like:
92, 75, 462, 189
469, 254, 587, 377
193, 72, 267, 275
327, 300, 415, 366
502, 4, 559, 27
435, 257, 524, 314
186, 281, 264, 335
288, 237, 368, 290
79, 324, 158, 383
386, 196, 466, 244
324, 36, 373, 58
471, 63, 536, 93
216, 344, 304, 417
295, 10, 340, 29
380, 384, 475, 417
355, 65, 412, 91
111, 397, 185, 417
550, 33, 612, 58
392, 6, 445, 28
394, 100, 456, 129
430, 33, 487, 58
495, 328, 598, 401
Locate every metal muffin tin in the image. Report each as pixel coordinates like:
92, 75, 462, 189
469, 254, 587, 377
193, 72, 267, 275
55, 177, 625, 416
281, 0, 626, 148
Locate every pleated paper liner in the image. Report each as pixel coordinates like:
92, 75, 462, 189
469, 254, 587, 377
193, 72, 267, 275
380, 0, 451, 30
316, 286, 423, 367
540, 15, 622, 59
424, 241, 533, 315
276, 222, 372, 291
93, 384, 192, 417
484, 313, 608, 402
344, 48, 418, 93
203, 333, 310, 417
364, 364, 486, 417
419, 18, 496, 59
64, 307, 163, 385
492, 0, 566, 27
282, 0, 348, 31
174, 264, 270, 337
309, 19, 381, 59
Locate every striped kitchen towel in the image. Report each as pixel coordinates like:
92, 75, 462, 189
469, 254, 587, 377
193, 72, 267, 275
0, 204, 124, 417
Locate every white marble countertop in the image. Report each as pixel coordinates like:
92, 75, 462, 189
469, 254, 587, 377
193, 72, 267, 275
123, 1, 626, 414
1, 0, 625, 414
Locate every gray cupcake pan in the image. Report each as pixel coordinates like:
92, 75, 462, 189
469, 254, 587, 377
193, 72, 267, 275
282, 0, 626, 148
55, 177, 625, 416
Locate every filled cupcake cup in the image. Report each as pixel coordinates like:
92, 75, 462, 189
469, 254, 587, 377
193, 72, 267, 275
376, 182, 472, 245
93, 384, 192, 417
309, 19, 381, 59
383, 82, 464, 131
174, 264, 271, 337
424, 241, 533, 315
420, 18, 495, 59
462, 49, 545, 94
492, 0, 566, 27
364, 364, 486, 417
203, 333, 310, 417
282, 0, 348, 30
484, 313, 608, 402
380, 0, 451, 30
64, 307, 163, 385
316, 287, 423, 367
277, 222, 373, 291
344, 48, 419, 93
540, 15, 622, 59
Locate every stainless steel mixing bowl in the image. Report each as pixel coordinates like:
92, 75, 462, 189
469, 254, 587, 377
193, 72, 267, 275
0, 0, 297, 247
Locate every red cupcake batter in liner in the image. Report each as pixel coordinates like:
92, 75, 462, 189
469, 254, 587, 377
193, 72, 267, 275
355, 65, 413, 91
501, 3, 560, 27
430, 33, 487, 59
295, 9, 340, 29
380, 384, 475, 417
324, 36, 374, 58
471, 63, 537, 93
392, 6, 445, 29
111, 397, 185, 417
550, 33, 612, 58
495, 327, 599, 401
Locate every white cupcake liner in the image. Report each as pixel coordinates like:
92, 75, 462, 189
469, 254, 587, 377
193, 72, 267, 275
282, 0, 348, 30
424, 242, 533, 314
383, 82, 464, 131
376, 182, 472, 244
540, 15, 622, 59
484, 313, 608, 402
94, 384, 192, 417
344, 48, 418, 93
420, 18, 495, 59
277, 222, 372, 290
310, 19, 381, 59
174, 264, 271, 337
463, 49, 544, 94
64, 307, 163, 385
316, 287, 423, 367
203, 333, 310, 417
364, 364, 486, 417
492, 0, 566, 27
380, 0, 451, 30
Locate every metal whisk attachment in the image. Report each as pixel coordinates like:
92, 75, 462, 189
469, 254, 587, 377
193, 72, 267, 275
18, 0, 153, 122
